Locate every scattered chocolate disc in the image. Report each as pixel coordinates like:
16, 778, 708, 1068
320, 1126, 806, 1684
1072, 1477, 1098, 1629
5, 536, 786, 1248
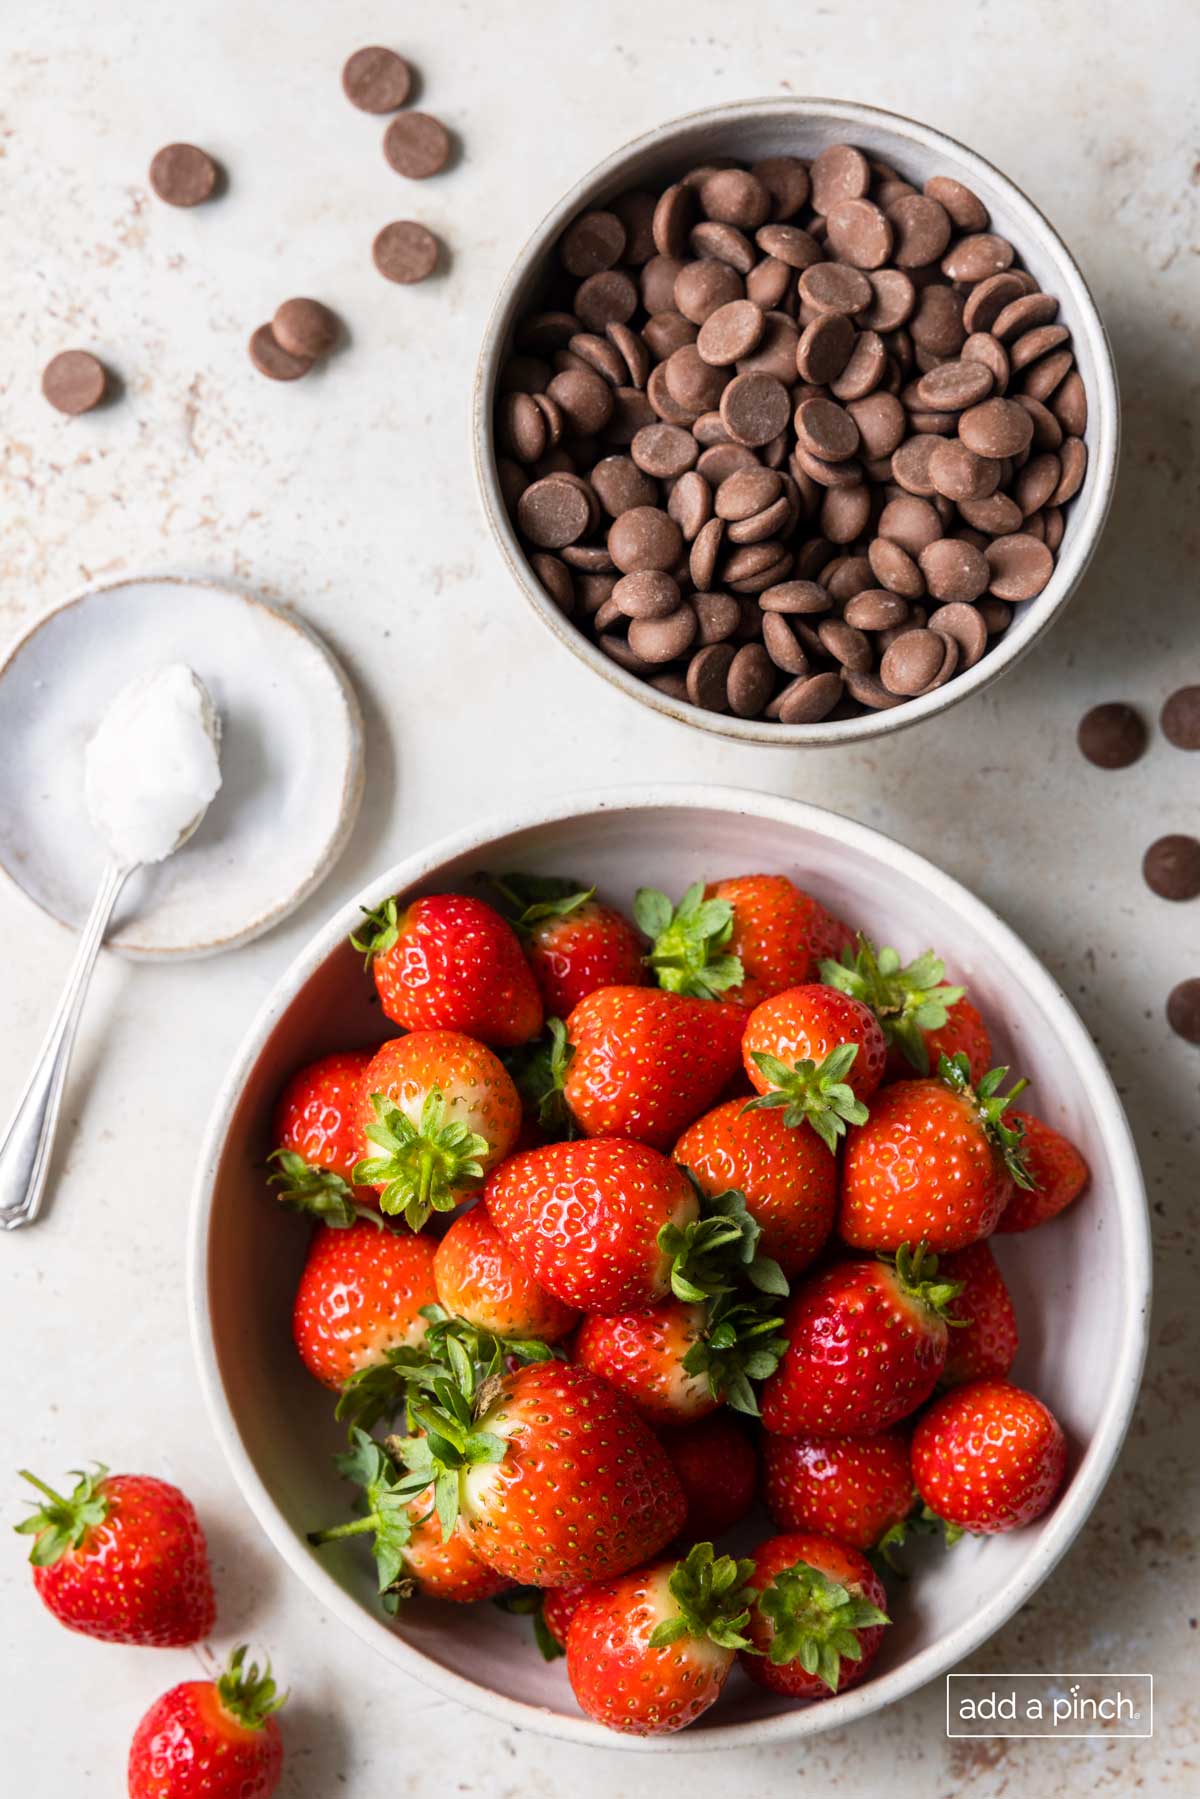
149, 143, 218, 207
248, 324, 313, 381
1143, 835, 1200, 902
41, 350, 108, 415
1161, 685, 1200, 750
383, 112, 451, 179
272, 298, 339, 359
342, 46, 413, 114
372, 220, 440, 284
1077, 702, 1146, 769
1167, 978, 1200, 1044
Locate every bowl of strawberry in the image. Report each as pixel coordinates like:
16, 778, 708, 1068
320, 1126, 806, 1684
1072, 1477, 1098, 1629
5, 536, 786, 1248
190, 787, 1149, 1749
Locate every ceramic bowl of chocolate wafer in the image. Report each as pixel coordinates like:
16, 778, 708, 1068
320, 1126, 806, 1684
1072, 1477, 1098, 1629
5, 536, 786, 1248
473, 97, 1118, 744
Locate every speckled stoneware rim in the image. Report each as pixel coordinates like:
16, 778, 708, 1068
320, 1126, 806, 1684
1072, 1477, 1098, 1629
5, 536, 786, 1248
0, 574, 365, 959
189, 785, 1150, 1752
472, 98, 1121, 747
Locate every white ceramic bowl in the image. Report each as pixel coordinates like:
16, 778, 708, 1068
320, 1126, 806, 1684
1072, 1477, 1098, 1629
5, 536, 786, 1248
189, 787, 1149, 1751
472, 99, 1120, 746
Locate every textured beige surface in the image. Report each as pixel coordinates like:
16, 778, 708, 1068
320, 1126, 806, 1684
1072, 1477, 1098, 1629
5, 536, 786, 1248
0, 2, 1196, 1793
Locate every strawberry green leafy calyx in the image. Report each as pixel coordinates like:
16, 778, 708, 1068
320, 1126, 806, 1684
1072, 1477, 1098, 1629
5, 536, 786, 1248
501, 1018, 576, 1139
488, 872, 596, 931
215, 1645, 287, 1731
648, 1543, 758, 1653
888, 1240, 965, 1318
938, 1052, 1033, 1189
758, 1560, 890, 1691
349, 897, 401, 969
267, 1150, 362, 1228
682, 1292, 788, 1418
820, 936, 965, 1076
742, 1042, 869, 1152
658, 1184, 788, 1305
308, 1431, 418, 1604
335, 1307, 555, 1435
15, 1466, 109, 1567
635, 883, 745, 1001
353, 1091, 490, 1229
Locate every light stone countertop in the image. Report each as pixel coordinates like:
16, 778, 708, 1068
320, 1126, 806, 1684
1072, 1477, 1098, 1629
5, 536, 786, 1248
1, 2, 1196, 1793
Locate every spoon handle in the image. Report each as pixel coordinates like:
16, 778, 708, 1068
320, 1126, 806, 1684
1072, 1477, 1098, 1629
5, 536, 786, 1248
0, 861, 131, 1231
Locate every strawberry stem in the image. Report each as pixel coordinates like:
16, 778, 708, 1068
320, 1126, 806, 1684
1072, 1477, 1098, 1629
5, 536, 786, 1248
634, 882, 744, 1001
14, 1465, 110, 1568
820, 935, 965, 1075
215, 1646, 286, 1731
741, 1042, 869, 1152
267, 1151, 363, 1228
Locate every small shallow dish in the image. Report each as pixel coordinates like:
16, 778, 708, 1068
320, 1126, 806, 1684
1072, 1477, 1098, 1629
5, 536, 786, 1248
472, 99, 1120, 746
190, 786, 1149, 1751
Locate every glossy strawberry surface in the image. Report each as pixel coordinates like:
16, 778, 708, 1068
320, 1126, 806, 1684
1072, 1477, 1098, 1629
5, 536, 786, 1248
566, 1559, 733, 1735
762, 1430, 913, 1549
399, 1485, 513, 1602
743, 985, 887, 1103
675, 1097, 837, 1276
272, 1050, 372, 1183
565, 987, 746, 1150
128, 1678, 282, 1799
912, 1379, 1067, 1533
575, 1300, 717, 1424
996, 1111, 1089, 1232
526, 899, 647, 1017
360, 1032, 521, 1176
291, 1221, 437, 1389
921, 996, 992, 1086
840, 1079, 1013, 1253
541, 1580, 590, 1649
709, 875, 854, 1008
940, 1241, 1019, 1384
761, 1261, 947, 1436
459, 1363, 685, 1586
433, 1202, 578, 1342
485, 1137, 697, 1314
370, 893, 542, 1046
659, 1413, 758, 1542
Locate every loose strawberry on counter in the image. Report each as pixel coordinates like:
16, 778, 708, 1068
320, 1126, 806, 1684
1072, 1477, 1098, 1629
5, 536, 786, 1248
309, 1431, 511, 1606
128, 1646, 284, 1799
291, 1219, 437, 1390
762, 1431, 914, 1551
675, 1098, 837, 1277
491, 873, 648, 1016
840, 1052, 1032, 1253
818, 935, 991, 1082
351, 892, 542, 1046
742, 984, 888, 1139
354, 1032, 521, 1228
15, 1465, 215, 1648
940, 1242, 1019, 1384
566, 1543, 757, 1735
659, 1414, 758, 1542
912, 1380, 1067, 1533
761, 1245, 960, 1437
740, 1533, 890, 1698
996, 1112, 1090, 1232
564, 986, 746, 1149
268, 1050, 374, 1223
636, 875, 852, 1007
433, 1202, 578, 1343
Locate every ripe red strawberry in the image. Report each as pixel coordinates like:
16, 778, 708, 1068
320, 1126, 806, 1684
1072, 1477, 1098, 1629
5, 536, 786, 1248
762, 1431, 914, 1550
575, 1301, 718, 1424
309, 1431, 510, 1606
493, 873, 647, 1015
995, 1112, 1089, 1232
675, 1097, 837, 1276
128, 1646, 284, 1799
434, 1202, 578, 1342
740, 1532, 889, 1698
760, 1247, 959, 1436
940, 1241, 1019, 1384
743, 984, 887, 1130
818, 936, 990, 1081
566, 1542, 756, 1735
392, 1360, 685, 1587
354, 1032, 521, 1228
542, 1581, 589, 1650
15, 1466, 215, 1647
271, 1049, 371, 1185
351, 892, 542, 1047
564, 986, 746, 1149
840, 1053, 1031, 1252
291, 1219, 437, 1389
659, 1413, 758, 1541
912, 1380, 1067, 1533
485, 1138, 697, 1313
637, 875, 852, 1007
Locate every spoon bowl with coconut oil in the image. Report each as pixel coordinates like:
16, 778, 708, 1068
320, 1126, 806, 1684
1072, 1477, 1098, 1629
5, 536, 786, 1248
0, 664, 222, 1230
